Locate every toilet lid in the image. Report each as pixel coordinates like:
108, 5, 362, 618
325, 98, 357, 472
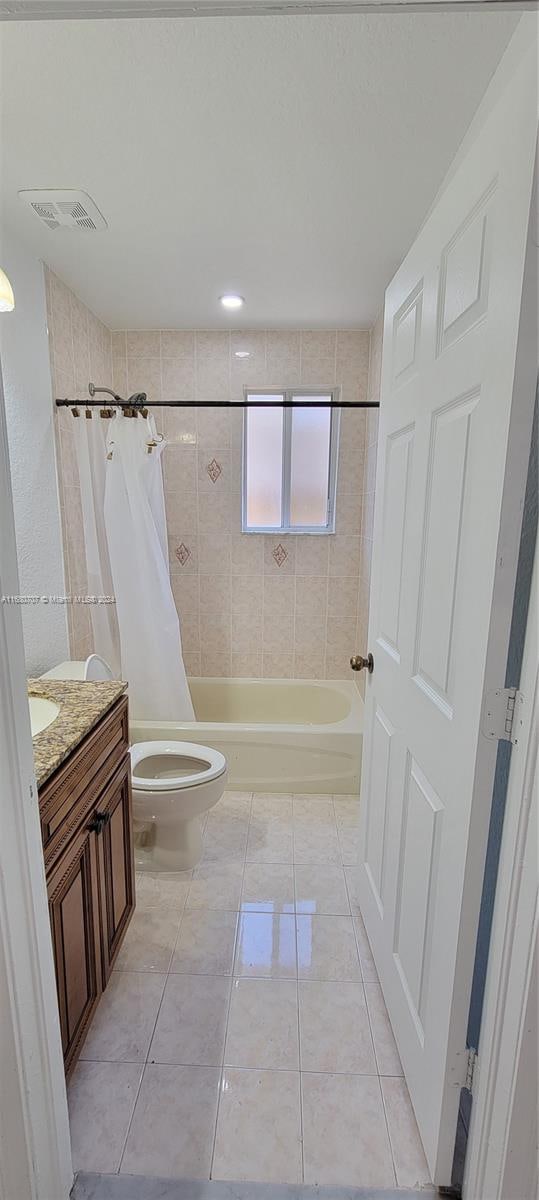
130, 740, 227, 791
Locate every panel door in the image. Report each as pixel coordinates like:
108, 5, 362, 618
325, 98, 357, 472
96, 758, 135, 983
357, 43, 537, 1184
48, 824, 102, 1074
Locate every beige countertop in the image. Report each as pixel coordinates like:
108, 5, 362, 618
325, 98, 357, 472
28, 677, 127, 789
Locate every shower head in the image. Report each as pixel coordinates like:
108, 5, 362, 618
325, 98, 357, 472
128, 393, 148, 406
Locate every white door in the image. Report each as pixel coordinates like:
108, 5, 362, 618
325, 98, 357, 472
357, 39, 538, 1186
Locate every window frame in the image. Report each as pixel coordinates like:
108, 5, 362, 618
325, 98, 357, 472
241, 387, 341, 535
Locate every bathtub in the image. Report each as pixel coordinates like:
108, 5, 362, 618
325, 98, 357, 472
130, 677, 363, 795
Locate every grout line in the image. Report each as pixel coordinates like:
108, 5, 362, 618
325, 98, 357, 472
115, 874, 192, 1172
209, 791, 251, 1179
115, 969, 168, 1173
378, 1072, 400, 1190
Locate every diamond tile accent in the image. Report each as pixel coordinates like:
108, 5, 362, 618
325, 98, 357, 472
272, 543, 288, 567
206, 458, 222, 483
175, 542, 191, 566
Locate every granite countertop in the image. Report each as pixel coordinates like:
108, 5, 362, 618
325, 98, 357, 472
28, 677, 127, 789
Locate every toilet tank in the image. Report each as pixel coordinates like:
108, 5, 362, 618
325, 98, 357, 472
41, 654, 114, 682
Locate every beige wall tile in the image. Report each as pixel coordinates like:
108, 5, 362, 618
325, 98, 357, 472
300, 330, 336, 388
196, 331, 230, 398
230, 331, 266, 399
162, 356, 195, 400
160, 329, 195, 358
127, 356, 162, 402
126, 330, 161, 357
48, 289, 378, 679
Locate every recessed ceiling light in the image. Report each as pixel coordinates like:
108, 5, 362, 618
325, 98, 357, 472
234, 350, 250, 359
220, 293, 244, 310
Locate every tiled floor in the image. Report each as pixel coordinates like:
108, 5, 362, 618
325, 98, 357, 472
68, 791, 431, 1191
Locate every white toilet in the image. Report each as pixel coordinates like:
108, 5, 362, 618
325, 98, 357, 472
131, 741, 227, 871
40, 656, 228, 870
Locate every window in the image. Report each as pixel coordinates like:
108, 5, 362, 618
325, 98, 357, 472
242, 390, 340, 534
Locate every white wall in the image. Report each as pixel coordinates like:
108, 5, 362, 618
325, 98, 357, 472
0, 229, 68, 673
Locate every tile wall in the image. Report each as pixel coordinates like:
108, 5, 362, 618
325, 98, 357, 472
46, 266, 381, 680
113, 327, 372, 679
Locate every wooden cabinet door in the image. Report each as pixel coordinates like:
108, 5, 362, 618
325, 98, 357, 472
48, 824, 102, 1074
96, 758, 135, 983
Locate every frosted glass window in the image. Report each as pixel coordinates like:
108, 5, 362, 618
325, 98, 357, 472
243, 390, 339, 534
290, 402, 332, 527
245, 397, 284, 529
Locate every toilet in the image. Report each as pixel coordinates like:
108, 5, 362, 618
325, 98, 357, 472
40, 656, 228, 870
131, 741, 227, 871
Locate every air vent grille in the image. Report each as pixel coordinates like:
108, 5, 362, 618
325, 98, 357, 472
19, 190, 107, 232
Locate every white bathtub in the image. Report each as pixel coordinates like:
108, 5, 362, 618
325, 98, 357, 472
130, 677, 363, 795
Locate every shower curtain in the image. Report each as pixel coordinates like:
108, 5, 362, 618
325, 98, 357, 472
74, 410, 194, 723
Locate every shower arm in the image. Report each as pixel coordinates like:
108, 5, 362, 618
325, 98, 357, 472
56, 383, 380, 410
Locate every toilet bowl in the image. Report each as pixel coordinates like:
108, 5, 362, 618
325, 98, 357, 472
40, 658, 228, 871
131, 741, 227, 871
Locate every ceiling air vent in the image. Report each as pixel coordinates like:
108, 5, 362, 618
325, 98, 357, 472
18, 190, 107, 231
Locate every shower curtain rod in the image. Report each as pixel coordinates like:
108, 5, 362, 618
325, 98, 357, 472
55, 397, 379, 408
54, 382, 380, 410
55, 394, 380, 411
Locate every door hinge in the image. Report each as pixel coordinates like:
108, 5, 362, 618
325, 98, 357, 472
465, 1047, 478, 1093
482, 688, 524, 746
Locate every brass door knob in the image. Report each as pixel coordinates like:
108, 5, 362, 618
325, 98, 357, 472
350, 653, 374, 673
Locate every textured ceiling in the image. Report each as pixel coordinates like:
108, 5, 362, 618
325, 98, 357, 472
0, 11, 518, 327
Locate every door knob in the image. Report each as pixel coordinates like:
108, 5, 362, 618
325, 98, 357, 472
350, 652, 374, 673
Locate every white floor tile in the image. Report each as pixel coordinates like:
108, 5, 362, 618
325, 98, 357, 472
298, 980, 376, 1074
149, 974, 230, 1066
343, 864, 362, 916
201, 815, 248, 862
296, 914, 361, 981
353, 914, 379, 982
295, 864, 350, 915
337, 826, 362, 866
293, 826, 342, 865
215, 790, 253, 818
302, 1072, 396, 1188
68, 1060, 143, 1173
333, 796, 361, 828
241, 862, 295, 912
364, 981, 403, 1076
225, 978, 299, 1069
115, 909, 182, 973
246, 822, 294, 864
171, 909, 238, 976
121, 1064, 220, 1178
187, 861, 244, 911
80, 971, 166, 1064
135, 870, 192, 911
381, 1076, 431, 1188
234, 912, 297, 978
251, 795, 293, 822
213, 1068, 302, 1184
293, 796, 335, 825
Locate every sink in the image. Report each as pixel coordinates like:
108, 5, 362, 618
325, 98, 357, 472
29, 695, 61, 737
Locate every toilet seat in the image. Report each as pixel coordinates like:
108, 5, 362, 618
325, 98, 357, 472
130, 740, 227, 791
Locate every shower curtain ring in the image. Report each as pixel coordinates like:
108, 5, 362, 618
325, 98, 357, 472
71, 406, 80, 418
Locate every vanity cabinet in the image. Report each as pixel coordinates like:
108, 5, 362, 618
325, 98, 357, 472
38, 696, 134, 1075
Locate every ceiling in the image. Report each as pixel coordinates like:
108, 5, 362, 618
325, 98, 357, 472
0, 11, 518, 328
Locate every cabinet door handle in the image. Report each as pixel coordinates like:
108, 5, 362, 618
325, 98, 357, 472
88, 811, 111, 835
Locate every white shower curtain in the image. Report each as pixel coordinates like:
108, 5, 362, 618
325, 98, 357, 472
72, 415, 121, 677
74, 409, 194, 723
104, 411, 194, 722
